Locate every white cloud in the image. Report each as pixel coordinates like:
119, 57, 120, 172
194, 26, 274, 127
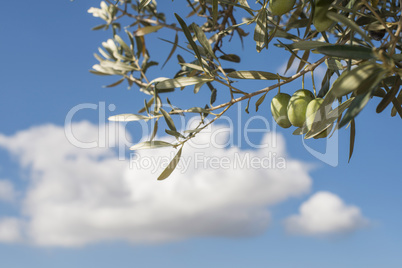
0, 180, 16, 202
0, 121, 312, 247
284, 191, 368, 236
0, 218, 22, 243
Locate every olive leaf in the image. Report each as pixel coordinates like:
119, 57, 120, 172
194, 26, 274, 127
157, 146, 183, 180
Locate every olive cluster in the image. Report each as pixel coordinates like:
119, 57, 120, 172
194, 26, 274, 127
270, 90, 332, 138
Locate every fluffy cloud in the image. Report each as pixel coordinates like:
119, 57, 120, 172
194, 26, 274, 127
284, 191, 368, 236
0, 121, 313, 247
0, 218, 22, 243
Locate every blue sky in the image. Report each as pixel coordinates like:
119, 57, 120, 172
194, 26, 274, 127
0, 0, 402, 267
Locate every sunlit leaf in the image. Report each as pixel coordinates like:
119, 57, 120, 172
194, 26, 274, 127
160, 108, 177, 132
130, 140, 173, 150
134, 25, 164, 36
157, 147, 183, 180
156, 76, 214, 89
331, 63, 385, 98
138, 0, 152, 10
108, 113, 150, 121
192, 23, 218, 61
227, 70, 288, 80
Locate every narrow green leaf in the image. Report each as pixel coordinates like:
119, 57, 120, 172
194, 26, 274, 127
179, 63, 204, 72
130, 140, 173, 150
114, 34, 133, 57
285, 53, 296, 74
138, 97, 154, 114
156, 76, 214, 89
376, 77, 401, 113
293, 127, 308, 135
325, 58, 343, 71
108, 114, 150, 121
317, 45, 375, 60
184, 128, 203, 134
134, 25, 164, 36
165, 129, 185, 139
254, 8, 268, 53
174, 13, 204, 68
285, 41, 331, 51
297, 50, 310, 73
339, 91, 372, 128
194, 82, 205, 94
192, 23, 218, 61
160, 108, 177, 132
305, 97, 355, 139
391, 90, 402, 117
150, 120, 158, 142
92, 24, 106, 31
238, 0, 250, 8
219, 54, 241, 63
212, 0, 218, 26
227, 70, 288, 80
214, 0, 254, 15
104, 77, 125, 88
162, 32, 179, 68
157, 147, 183, 180
348, 118, 355, 163
245, 98, 251, 114
255, 93, 267, 112
138, 0, 152, 10
327, 12, 373, 47
210, 88, 217, 105
187, 107, 212, 114
331, 63, 385, 98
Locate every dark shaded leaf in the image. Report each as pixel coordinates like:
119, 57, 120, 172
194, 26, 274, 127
317, 45, 375, 60
348, 118, 355, 163
219, 54, 241, 63
104, 77, 125, 88
327, 12, 373, 47
254, 8, 268, 53
376, 76, 401, 113
174, 13, 204, 68
339, 92, 372, 128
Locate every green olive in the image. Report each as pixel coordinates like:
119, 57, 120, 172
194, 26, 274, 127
313, 0, 335, 32
287, 89, 314, 128
271, 93, 292, 128
270, 0, 296, 16
305, 98, 333, 138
